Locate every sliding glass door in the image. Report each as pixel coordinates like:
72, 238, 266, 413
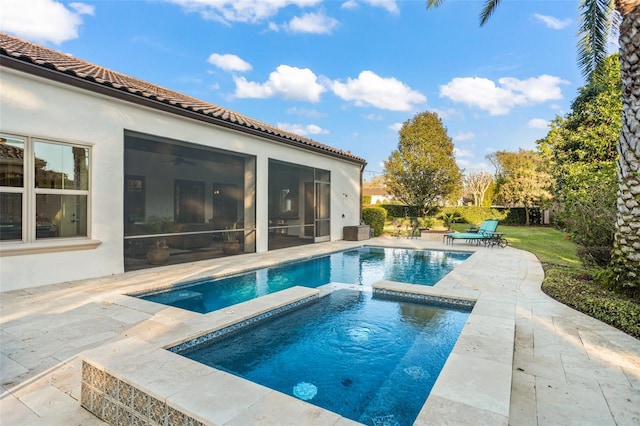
314, 169, 330, 242
268, 160, 330, 249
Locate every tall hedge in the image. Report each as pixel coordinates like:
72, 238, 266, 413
439, 206, 509, 226
362, 207, 387, 236
380, 204, 423, 218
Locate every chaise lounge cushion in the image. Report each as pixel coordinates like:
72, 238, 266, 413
445, 220, 499, 243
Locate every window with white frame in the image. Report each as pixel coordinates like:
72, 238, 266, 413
0, 134, 90, 242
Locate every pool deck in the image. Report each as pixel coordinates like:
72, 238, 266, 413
1, 237, 639, 425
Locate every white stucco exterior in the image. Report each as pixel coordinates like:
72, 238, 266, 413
0, 68, 364, 291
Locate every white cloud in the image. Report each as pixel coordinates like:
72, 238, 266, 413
207, 53, 252, 72
361, 0, 399, 14
267, 21, 280, 31
389, 122, 403, 132
1, 0, 94, 44
499, 75, 567, 103
454, 148, 473, 158
233, 65, 326, 102
343, 0, 399, 14
341, 0, 359, 10
167, 0, 321, 24
431, 107, 461, 120
285, 12, 339, 34
457, 159, 491, 172
277, 122, 329, 136
528, 118, 549, 129
69, 2, 94, 15
453, 132, 475, 142
330, 70, 426, 111
440, 75, 569, 115
533, 13, 571, 30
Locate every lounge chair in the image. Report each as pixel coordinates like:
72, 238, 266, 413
444, 219, 500, 245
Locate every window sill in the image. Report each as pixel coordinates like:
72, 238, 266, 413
0, 239, 102, 257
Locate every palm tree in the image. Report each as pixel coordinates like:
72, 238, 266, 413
427, 0, 639, 289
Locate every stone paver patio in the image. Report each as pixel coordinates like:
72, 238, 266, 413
1, 237, 638, 425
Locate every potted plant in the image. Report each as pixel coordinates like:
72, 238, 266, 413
222, 223, 241, 255
146, 238, 170, 264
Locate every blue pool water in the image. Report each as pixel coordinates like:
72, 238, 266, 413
140, 247, 470, 314
181, 289, 471, 425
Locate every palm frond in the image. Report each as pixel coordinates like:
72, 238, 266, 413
426, 0, 445, 8
480, 0, 502, 26
578, 0, 616, 80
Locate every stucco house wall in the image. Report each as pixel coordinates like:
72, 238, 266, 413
0, 46, 364, 291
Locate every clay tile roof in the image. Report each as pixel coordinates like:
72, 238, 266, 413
362, 187, 388, 196
0, 138, 24, 160
0, 33, 366, 165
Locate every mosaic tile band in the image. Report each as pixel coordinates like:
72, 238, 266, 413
373, 288, 475, 310
168, 294, 319, 354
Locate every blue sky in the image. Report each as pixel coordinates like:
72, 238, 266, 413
3, 0, 612, 181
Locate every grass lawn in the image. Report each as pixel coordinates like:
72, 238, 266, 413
493, 225, 580, 268
447, 223, 580, 267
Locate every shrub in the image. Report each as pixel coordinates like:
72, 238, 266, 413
418, 217, 435, 229
438, 206, 508, 227
542, 267, 640, 338
380, 204, 423, 218
362, 195, 372, 205
555, 166, 617, 267
494, 207, 542, 225
362, 207, 387, 236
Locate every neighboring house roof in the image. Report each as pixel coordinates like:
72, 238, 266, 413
0, 138, 47, 169
0, 139, 23, 161
362, 187, 389, 196
0, 33, 366, 166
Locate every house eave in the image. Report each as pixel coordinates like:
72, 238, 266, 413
0, 55, 367, 167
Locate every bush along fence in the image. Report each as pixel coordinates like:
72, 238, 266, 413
364, 205, 551, 226
362, 207, 387, 236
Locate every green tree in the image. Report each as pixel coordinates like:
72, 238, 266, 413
538, 55, 621, 185
464, 171, 494, 206
538, 54, 621, 266
489, 150, 552, 226
427, 0, 640, 290
383, 111, 462, 216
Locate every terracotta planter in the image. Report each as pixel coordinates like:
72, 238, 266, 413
420, 229, 451, 242
146, 244, 170, 264
222, 240, 241, 255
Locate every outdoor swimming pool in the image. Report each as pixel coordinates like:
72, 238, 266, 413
138, 247, 470, 314
179, 289, 471, 425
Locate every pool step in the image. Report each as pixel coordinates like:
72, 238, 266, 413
150, 290, 203, 305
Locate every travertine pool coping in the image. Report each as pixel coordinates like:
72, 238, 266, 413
4, 238, 638, 425
80, 243, 517, 425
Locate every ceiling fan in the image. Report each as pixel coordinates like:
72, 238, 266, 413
171, 156, 197, 166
